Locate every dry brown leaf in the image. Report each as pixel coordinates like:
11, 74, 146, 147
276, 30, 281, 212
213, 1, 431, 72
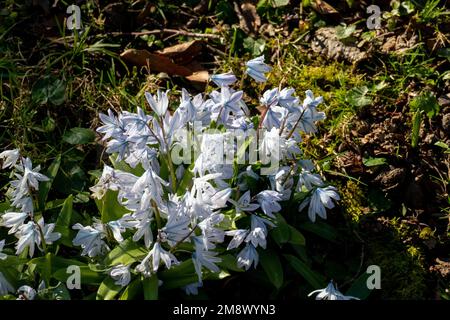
120, 48, 209, 85
120, 49, 193, 76
156, 40, 203, 65
233, 1, 261, 34
311, 0, 339, 16
241, 2, 261, 34
186, 70, 209, 84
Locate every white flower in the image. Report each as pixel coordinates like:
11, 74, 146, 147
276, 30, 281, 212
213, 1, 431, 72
245, 55, 272, 82
211, 87, 243, 123
15, 157, 49, 192
260, 88, 279, 107
39, 218, 61, 244
259, 127, 281, 161
16, 285, 37, 300
210, 188, 232, 209
256, 190, 283, 218
72, 223, 108, 257
107, 220, 125, 243
270, 166, 294, 200
131, 168, 168, 210
196, 214, 224, 248
0, 149, 20, 169
0, 272, 14, 295
210, 72, 237, 87
183, 282, 202, 295
0, 239, 6, 260
161, 213, 191, 247
245, 226, 267, 249
278, 88, 297, 108
228, 191, 259, 215
130, 214, 154, 249
97, 109, 125, 141
136, 242, 178, 276
89, 165, 125, 200
178, 89, 197, 124
225, 229, 248, 250
1, 211, 29, 234
10, 194, 33, 214
145, 90, 169, 117
303, 90, 323, 108
262, 105, 288, 130
308, 281, 359, 300
244, 215, 273, 249
15, 221, 40, 257
110, 264, 131, 287
237, 244, 259, 270
299, 186, 340, 222
192, 237, 221, 282
297, 170, 323, 191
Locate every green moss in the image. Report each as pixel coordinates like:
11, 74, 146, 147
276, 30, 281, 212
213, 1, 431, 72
339, 180, 371, 222
367, 240, 429, 299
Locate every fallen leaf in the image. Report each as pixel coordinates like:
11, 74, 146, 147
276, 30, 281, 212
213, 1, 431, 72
120, 49, 192, 76
186, 71, 209, 84
233, 1, 261, 34
311, 0, 339, 16
156, 40, 203, 65
120, 48, 209, 85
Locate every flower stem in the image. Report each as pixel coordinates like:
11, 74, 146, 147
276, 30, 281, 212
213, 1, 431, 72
151, 200, 162, 230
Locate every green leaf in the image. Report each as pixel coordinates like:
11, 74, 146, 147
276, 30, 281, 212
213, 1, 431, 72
362, 157, 387, 167
410, 92, 440, 118
56, 195, 73, 227
335, 24, 356, 39
288, 226, 305, 245
38, 154, 61, 211
411, 109, 421, 148
53, 266, 103, 285
142, 275, 159, 300
270, 214, 290, 246
103, 238, 147, 266
345, 272, 371, 299
299, 221, 338, 242
346, 86, 372, 107
95, 189, 129, 223
243, 37, 266, 57
260, 249, 284, 289
38, 282, 71, 300
62, 127, 95, 145
176, 163, 194, 195
284, 254, 325, 288
97, 277, 122, 300
217, 254, 244, 273
119, 278, 142, 300
31, 76, 66, 106
258, 0, 290, 8
158, 260, 200, 290
270, 0, 290, 7
54, 195, 75, 247
435, 141, 449, 149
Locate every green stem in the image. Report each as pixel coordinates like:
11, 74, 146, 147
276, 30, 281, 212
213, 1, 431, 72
151, 200, 162, 230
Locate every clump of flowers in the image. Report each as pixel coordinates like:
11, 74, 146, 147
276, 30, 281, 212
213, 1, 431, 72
0, 55, 340, 299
